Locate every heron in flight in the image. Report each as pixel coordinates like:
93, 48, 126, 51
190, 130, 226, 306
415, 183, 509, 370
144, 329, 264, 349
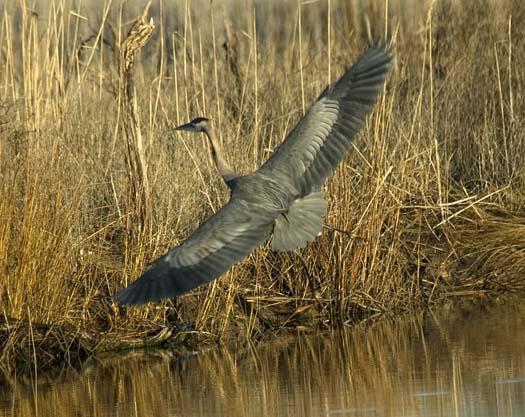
114, 45, 392, 305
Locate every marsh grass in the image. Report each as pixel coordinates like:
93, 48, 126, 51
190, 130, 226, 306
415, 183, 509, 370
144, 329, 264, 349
0, 0, 524, 372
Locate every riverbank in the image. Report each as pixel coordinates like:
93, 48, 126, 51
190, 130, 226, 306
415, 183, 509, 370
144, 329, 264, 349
1, 0, 525, 374
4, 297, 525, 416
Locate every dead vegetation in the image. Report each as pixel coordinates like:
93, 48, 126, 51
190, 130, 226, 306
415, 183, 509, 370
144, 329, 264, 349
0, 0, 524, 373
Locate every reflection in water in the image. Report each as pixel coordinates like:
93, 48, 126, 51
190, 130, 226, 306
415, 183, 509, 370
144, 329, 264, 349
1, 298, 525, 417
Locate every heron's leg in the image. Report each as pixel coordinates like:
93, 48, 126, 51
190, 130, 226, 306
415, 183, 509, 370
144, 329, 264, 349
292, 249, 310, 271
323, 223, 367, 244
165, 297, 185, 324
291, 249, 316, 292
234, 292, 274, 332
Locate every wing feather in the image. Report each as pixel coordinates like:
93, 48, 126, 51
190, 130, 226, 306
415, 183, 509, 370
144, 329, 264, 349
259, 46, 392, 195
114, 198, 275, 305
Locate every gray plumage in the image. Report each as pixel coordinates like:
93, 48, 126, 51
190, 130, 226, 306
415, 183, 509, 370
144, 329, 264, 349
114, 45, 392, 305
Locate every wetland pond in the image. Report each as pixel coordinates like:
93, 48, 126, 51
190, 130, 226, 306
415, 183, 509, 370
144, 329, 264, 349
2, 298, 524, 417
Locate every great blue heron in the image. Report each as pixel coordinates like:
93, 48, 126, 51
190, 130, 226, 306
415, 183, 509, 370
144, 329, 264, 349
114, 45, 392, 305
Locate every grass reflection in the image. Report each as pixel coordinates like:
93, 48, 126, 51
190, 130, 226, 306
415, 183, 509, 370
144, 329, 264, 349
2, 298, 525, 417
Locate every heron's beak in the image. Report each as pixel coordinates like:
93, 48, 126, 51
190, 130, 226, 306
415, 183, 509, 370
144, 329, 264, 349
174, 122, 197, 132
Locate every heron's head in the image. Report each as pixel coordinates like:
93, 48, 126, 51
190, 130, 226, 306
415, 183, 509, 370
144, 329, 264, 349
174, 117, 209, 133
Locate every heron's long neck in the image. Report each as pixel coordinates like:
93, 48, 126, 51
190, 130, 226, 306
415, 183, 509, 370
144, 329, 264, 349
203, 126, 238, 184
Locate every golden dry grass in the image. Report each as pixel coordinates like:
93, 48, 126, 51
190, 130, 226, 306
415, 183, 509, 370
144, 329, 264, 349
1, 0, 525, 372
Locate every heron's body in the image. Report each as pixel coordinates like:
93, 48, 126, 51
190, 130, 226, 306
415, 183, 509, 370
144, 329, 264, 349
114, 45, 392, 305
231, 172, 295, 212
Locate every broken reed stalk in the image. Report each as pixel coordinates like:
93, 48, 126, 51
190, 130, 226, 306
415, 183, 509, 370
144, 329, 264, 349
119, 13, 155, 246
222, 20, 243, 119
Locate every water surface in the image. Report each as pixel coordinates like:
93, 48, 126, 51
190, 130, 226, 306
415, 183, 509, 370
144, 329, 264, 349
1, 298, 524, 417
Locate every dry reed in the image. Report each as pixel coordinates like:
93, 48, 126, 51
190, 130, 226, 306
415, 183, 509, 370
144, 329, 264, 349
0, 0, 524, 373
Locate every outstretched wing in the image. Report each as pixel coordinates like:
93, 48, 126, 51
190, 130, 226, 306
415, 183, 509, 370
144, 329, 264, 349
259, 46, 392, 196
114, 198, 276, 305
